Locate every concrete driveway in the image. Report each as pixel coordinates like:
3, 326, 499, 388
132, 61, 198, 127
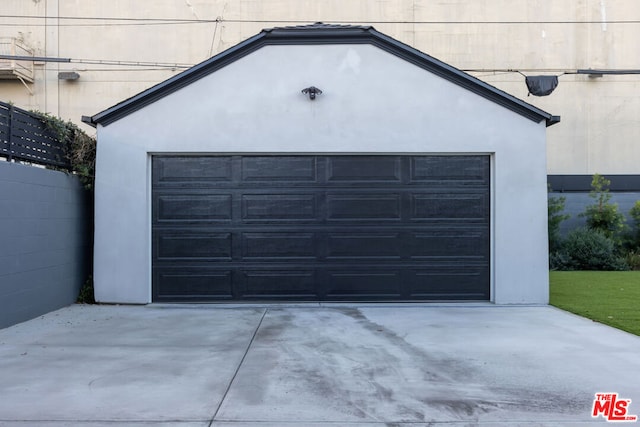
0, 304, 638, 426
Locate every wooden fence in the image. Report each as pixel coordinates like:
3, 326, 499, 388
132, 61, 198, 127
0, 101, 71, 169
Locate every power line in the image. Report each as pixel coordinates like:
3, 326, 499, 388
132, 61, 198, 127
3, 54, 640, 78
224, 18, 640, 25
0, 19, 210, 27
0, 14, 198, 22
0, 54, 191, 69
75, 68, 181, 72
1, 15, 640, 26
464, 68, 640, 75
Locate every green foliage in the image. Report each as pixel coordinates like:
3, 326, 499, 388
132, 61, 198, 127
629, 201, 640, 248
76, 276, 95, 304
32, 111, 96, 190
557, 228, 629, 271
631, 201, 640, 226
550, 271, 640, 336
548, 185, 570, 252
626, 250, 640, 271
580, 173, 625, 241
549, 250, 572, 271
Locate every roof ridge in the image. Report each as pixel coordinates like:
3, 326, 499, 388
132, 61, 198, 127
84, 24, 558, 128
266, 22, 372, 31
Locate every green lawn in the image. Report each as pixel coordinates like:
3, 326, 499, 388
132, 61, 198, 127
550, 271, 640, 336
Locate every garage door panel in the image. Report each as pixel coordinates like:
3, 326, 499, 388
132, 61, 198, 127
326, 194, 401, 220
156, 232, 232, 260
326, 233, 402, 259
152, 155, 490, 302
410, 268, 489, 299
241, 269, 318, 298
154, 156, 233, 185
156, 194, 233, 223
327, 156, 402, 182
411, 193, 488, 221
241, 194, 318, 221
410, 229, 488, 258
241, 156, 318, 182
410, 156, 489, 184
326, 270, 402, 298
241, 232, 317, 259
154, 269, 233, 301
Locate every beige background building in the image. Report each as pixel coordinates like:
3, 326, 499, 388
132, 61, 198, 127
1, 0, 639, 177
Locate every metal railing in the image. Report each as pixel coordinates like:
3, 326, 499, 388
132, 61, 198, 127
0, 38, 35, 83
0, 101, 71, 169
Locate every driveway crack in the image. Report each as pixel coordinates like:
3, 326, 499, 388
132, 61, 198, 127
209, 308, 268, 426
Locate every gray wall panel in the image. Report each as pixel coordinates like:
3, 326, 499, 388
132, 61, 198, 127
0, 162, 92, 329
550, 192, 640, 236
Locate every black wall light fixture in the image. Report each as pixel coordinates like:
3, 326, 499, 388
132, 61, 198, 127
301, 86, 322, 100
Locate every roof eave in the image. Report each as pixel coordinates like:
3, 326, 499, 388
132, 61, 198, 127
365, 29, 559, 127
86, 31, 269, 127
547, 115, 561, 126
85, 24, 559, 128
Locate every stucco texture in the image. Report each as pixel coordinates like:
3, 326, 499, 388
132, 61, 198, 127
94, 43, 549, 304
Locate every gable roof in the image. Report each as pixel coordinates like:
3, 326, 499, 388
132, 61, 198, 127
83, 23, 560, 127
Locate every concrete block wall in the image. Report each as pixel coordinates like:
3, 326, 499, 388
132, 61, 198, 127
0, 161, 92, 329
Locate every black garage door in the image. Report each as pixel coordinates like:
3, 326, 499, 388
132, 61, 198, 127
152, 155, 490, 302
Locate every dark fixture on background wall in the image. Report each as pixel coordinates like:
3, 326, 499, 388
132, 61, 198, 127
58, 71, 80, 81
521, 69, 640, 96
301, 86, 322, 100
576, 69, 640, 76
525, 75, 559, 96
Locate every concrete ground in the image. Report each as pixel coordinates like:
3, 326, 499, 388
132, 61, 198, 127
0, 304, 639, 426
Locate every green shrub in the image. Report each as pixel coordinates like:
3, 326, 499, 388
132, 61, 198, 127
629, 200, 640, 227
76, 276, 95, 304
625, 250, 640, 271
560, 228, 629, 271
548, 186, 570, 252
630, 201, 640, 248
549, 250, 572, 271
581, 174, 625, 241
631, 201, 640, 226
32, 110, 96, 191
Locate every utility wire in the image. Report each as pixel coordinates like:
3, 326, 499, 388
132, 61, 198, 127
1, 14, 640, 26
0, 54, 191, 69
70, 68, 182, 72
3, 54, 640, 78
3, 54, 640, 76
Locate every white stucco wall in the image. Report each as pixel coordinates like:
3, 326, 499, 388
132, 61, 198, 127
94, 43, 549, 304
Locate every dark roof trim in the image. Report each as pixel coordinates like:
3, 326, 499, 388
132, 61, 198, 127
84, 24, 559, 128
548, 174, 640, 192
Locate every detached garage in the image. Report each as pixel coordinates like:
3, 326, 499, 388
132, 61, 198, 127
84, 24, 559, 305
